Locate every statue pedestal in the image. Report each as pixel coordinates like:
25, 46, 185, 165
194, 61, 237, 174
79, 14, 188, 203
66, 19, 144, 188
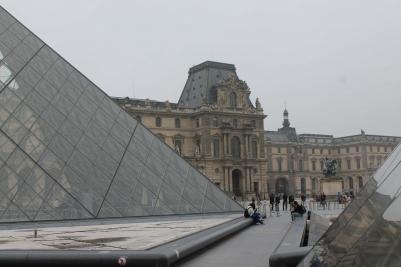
320, 177, 342, 197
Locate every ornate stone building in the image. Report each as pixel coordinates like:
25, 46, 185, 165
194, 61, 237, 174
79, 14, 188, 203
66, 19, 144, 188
114, 61, 401, 199
114, 61, 267, 199
266, 109, 401, 197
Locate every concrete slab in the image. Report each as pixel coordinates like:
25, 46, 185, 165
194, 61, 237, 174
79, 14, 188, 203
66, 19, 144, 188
176, 211, 293, 267
0, 214, 241, 251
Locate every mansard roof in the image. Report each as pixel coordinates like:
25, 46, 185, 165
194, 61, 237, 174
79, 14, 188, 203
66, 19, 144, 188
178, 61, 238, 108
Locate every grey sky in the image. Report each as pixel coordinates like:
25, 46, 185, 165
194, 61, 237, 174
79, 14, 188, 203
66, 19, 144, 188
2, 0, 401, 137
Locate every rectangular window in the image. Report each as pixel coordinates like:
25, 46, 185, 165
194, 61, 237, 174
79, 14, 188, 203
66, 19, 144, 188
277, 147, 281, 153
312, 148, 315, 154
338, 159, 342, 170
312, 161, 316, 171
213, 139, 220, 158
175, 118, 181, 128
299, 160, 303, 171
252, 141, 257, 158
320, 161, 324, 171
356, 158, 361, 169
356, 146, 359, 152
347, 159, 351, 170
346, 147, 350, 153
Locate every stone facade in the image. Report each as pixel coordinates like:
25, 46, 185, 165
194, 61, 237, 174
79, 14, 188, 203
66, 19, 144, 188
114, 61, 267, 199
266, 110, 401, 198
113, 61, 401, 199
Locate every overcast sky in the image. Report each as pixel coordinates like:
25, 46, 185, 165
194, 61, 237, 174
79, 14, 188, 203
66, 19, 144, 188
2, 0, 401, 137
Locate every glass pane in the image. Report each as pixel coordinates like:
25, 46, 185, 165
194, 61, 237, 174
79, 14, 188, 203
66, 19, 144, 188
12, 182, 44, 220
44, 183, 92, 219
23, 34, 43, 55
0, 88, 21, 113
34, 78, 59, 102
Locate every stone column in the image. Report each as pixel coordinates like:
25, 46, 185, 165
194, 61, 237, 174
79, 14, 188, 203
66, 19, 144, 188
242, 171, 246, 196
224, 167, 229, 191
249, 168, 253, 192
244, 135, 249, 158
228, 167, 232, 192
227, 134, 231, 155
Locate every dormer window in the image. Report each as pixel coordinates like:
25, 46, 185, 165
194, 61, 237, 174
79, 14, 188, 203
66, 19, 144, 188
155, 116, 162, 127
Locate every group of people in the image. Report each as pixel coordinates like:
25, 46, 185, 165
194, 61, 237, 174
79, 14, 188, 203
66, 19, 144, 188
244, 194, 306, 224
337, 191, 353, 206
269, 193, 295, 212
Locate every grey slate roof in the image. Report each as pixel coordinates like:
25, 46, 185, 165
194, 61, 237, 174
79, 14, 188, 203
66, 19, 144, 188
178, 61, 238, 108
113, 97, 179, 110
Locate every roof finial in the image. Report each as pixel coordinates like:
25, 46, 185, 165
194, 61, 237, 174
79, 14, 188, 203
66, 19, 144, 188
283, 106, 290, 128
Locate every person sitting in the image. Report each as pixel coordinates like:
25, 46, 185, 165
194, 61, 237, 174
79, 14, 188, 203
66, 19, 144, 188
291, 201, 306, 221
245, 198, 264, 224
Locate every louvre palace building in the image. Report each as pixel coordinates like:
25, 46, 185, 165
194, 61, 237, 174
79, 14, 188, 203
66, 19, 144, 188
114, 61, 401, 199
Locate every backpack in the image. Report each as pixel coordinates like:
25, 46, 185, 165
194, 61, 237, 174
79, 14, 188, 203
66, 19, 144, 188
244, 208, 250, 218
301, 205, 306, 214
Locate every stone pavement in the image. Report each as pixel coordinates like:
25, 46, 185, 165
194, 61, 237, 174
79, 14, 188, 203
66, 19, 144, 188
176, 212, 293, 267
0, 214, 241, 251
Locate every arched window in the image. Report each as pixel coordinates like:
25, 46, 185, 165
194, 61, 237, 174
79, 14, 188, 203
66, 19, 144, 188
301, 178, 306, 195
349, 177, 354, 190
229, 92, 237, 107
231, 136, 241, 159
175, 118, 181, 128
155, 117, 162, 127
174, 136, 183, 155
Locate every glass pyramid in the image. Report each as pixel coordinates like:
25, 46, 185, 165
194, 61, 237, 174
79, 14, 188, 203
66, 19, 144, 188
0, 6, 242, 222
299, 142, 401, 267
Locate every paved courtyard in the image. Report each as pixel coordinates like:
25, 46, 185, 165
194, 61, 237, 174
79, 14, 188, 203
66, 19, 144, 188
177, 212, 293, 267
0, 214, 241, 251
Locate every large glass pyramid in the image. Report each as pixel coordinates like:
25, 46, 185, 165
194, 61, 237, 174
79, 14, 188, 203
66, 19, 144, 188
299, 142, 401, 267
0, 6, 242, 222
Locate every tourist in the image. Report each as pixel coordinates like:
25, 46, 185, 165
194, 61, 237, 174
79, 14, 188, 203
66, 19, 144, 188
291, 201, 306, 221
289, 194, 295, 208
282, 193, 288, 211
320, 192, 327, 210
245, 198, 264, 224
275, 194, 280, 212
301, 193, 306, 206
269, 193, 275, 211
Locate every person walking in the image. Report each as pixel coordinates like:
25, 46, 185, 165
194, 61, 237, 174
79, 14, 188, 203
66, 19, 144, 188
289, 194, 295, 209
275, 194, 281, 212
269, 193, 275, 212
282, 193, 288, 211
